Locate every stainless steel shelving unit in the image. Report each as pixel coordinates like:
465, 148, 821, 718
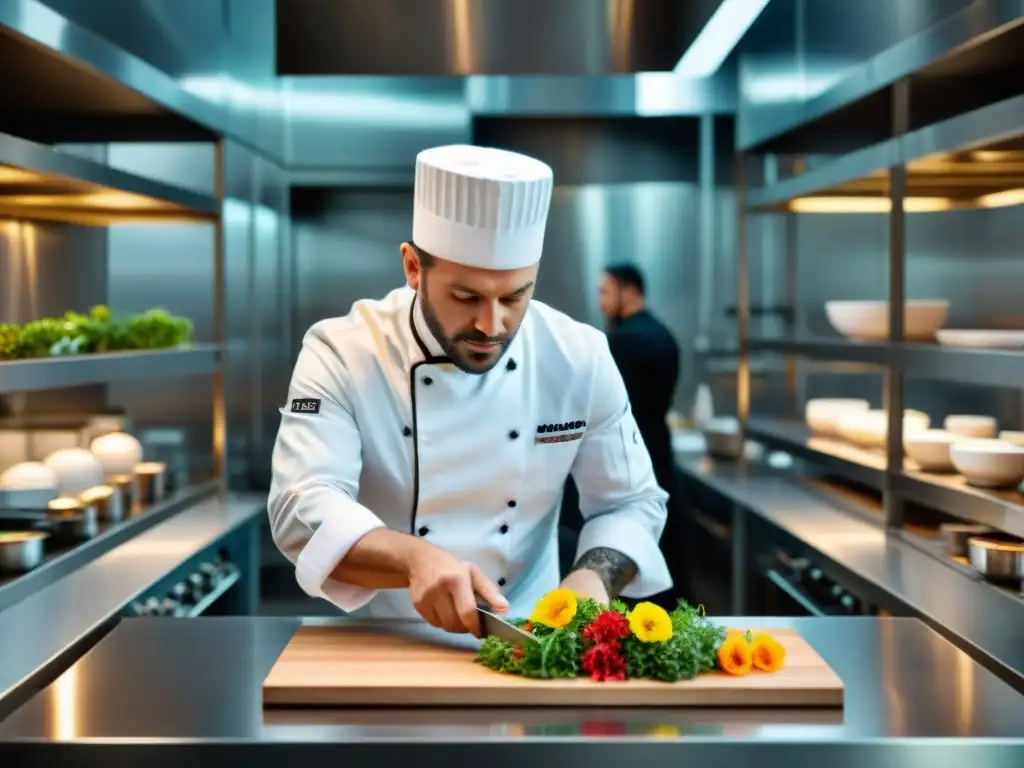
0, 345, 222, 395
735, 7, 1024, 538
747, 337, 1024, 388
0, 131, 219, 225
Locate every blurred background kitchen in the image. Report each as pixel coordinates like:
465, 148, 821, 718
2, 0, 1024, 705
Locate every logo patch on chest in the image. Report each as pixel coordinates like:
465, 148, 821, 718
290, 398, 321, 414
535, 419, 586, 444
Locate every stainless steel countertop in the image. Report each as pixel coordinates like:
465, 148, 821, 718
0, 492, 266, 711
0, 616, 1023, 763
675, 454, 1024, 688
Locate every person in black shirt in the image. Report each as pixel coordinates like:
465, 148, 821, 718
597, 264, 682, 605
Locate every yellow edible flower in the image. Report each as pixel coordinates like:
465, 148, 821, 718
529, 588, 577, 628
627, 601, 673, 643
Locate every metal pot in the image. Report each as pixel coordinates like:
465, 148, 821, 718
46, 498, 99, 542
941, 523, 993, 558
968, 533, 1024, 583
0, 530, 48, 573
78, 484, 125, 523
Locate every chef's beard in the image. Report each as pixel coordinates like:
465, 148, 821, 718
419, 288, 513, 375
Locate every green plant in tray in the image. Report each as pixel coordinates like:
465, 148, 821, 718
0, 305, 193, 361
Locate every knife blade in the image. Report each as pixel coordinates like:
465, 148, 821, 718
476, 605, 539, 645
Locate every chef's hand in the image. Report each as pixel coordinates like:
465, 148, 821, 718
558, 568, 611, 606
406, 543, 509, 636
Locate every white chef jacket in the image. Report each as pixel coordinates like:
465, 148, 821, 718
268, 285, 672, 620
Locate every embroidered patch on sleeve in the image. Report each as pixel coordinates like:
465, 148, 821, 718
290, 398, 321, 414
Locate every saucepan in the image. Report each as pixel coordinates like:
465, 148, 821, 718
968, 532, 1024, 584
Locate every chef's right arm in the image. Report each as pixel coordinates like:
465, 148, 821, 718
269, 325, 507, 627
268, 325, 389, 612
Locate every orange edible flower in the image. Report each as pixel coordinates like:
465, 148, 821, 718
717, 635, 753, 676
750, 633, 786, 672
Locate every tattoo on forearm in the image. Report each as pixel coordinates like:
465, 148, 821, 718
572, 547, 638, 598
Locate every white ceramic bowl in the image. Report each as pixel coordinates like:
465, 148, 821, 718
944, 415, 997, 439
904, 429, 959, 472
0, 461, 58, 490
836, 409, 930, 449
805, 398, 870, 436
936, 329, 1024, 349
825, 300, 950, 342
89, 432, 144, 478
998, 430, 1024, 448
43, 448, 105, 497
950, 439, 1024, 488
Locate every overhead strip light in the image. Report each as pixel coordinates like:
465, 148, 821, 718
789, 197, 954, 214
674, 0, 771, 77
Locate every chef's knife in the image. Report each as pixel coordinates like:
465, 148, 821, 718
476, 603, 539, 645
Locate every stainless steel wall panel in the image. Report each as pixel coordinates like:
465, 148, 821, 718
466, 74, 737, 116
104, 223, 216, 474
283, 77, 471, 177
275, 0, 725, 76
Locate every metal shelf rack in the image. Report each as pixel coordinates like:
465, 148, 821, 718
0, 345, 222, 395
734, 7, 1024, 536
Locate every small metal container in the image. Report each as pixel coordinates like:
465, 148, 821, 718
134, 462, 167, 507
968, 533, 1024, 583
78, 484, 125, 523
108, 474, 139, 513
46, 497, 99, 542
0, 530, 48, 573
941, 523, 993, 559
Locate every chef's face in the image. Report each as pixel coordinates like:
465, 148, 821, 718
598, 273, 623, 324
402, 243, 537, 374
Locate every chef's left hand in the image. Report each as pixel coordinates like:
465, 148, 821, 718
558, 569, 610, 606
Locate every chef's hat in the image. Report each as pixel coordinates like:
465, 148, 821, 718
412, 145, 554, 271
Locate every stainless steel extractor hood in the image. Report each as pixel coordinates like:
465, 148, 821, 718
275, 0, 727, 75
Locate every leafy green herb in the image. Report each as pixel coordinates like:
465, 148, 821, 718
0, 305, 192, 361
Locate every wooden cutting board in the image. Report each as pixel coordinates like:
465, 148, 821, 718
262, 623, 844, 708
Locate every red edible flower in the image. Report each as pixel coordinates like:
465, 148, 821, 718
581, 641, 627, 682
513, 645, 524, 660
583, 610, 630, 647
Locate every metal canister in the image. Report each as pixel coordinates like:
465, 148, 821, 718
0, 530, 48, 572
79, 484, 125, 523
134, 462, 167, 507
108, 474, 140, 514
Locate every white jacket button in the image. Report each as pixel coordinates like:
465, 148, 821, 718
509, 429, 519, 440
417, 525, 429, 536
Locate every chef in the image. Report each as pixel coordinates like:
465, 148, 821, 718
268, 144, 672, 637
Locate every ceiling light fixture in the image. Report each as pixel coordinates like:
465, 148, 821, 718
674, 0, 771, 77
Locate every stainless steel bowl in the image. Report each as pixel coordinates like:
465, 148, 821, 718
968, 533, 1024, 583
0, 530, 48, 573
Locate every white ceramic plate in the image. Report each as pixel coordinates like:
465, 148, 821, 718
935, 329, 1024, 349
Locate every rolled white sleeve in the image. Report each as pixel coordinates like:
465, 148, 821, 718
570, 335, 673, 597
268, 325, 385, 612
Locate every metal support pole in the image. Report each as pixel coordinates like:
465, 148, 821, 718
212, 140, 228, 497
695, 113, 716, 409
884, 79, 910, 528
784, 210, 800, 418
735, 152, 750, 449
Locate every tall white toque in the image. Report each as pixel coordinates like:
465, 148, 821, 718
412, 144, 554, 271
